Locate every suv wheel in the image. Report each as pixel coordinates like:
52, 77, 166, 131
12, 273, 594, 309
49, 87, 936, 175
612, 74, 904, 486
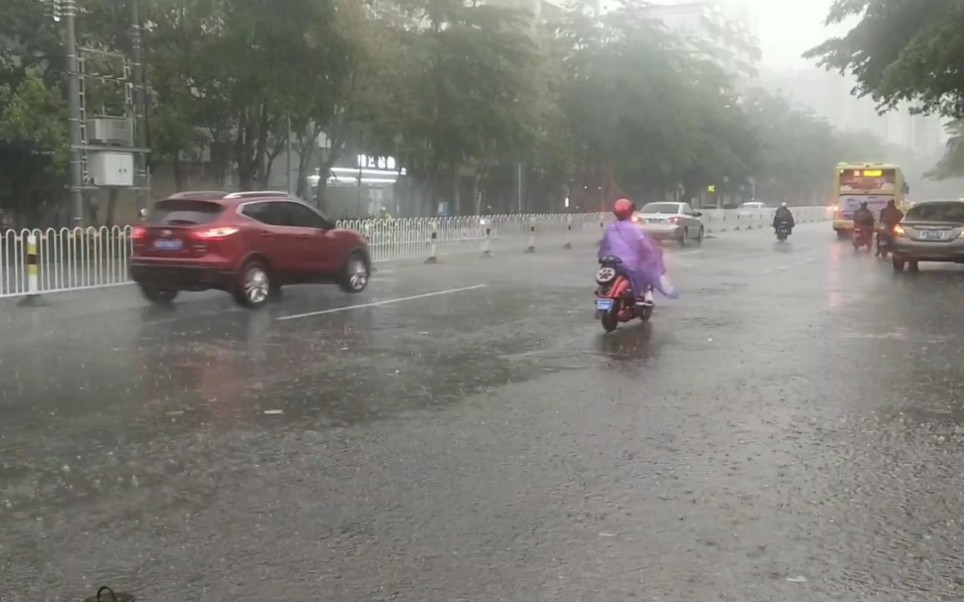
234, 259, 272, 308
139, 283, 178, 306
339, 252, 370, 294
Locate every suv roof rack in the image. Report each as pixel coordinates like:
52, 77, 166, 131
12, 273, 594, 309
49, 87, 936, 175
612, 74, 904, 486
167, 190, 229, 199
223, 191, 291, 199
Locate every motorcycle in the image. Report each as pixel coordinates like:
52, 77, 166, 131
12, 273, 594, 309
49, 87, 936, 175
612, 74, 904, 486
775, 222, 792, 242
594, 256, 653, 332
876, 227, 893, 258
853, 225, 873, 251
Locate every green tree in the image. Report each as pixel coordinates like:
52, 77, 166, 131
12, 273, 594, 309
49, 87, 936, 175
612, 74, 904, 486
183, 0, 351, 190
305, 0, 409, 207
805, 0, 964, 118
924, 120, 964, 180
742, 91, 886, 204
550, 1, 755, 205
0, 68, 68, 223
385, 0, 541, 215
805, 0, 964, 180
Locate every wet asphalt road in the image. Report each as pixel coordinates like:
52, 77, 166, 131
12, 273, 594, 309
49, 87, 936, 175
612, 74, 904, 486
4, 224, 964, 601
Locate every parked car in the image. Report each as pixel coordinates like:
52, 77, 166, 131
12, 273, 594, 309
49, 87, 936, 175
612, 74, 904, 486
737, 201, 768, 218
633, 202, 704, 246
130, 191, 371, 308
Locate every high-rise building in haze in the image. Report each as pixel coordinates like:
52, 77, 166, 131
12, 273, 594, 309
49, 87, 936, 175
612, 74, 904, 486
642, 1, 761, 86
760, 67, 947, 153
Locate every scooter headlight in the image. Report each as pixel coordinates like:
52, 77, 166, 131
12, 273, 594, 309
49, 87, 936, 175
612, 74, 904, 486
595, 266, 617, 284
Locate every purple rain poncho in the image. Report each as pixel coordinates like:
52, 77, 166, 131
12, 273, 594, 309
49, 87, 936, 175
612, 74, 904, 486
598, 220, 678, 299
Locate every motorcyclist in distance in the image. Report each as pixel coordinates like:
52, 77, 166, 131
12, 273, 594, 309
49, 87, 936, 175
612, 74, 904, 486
773, 202, 794, 230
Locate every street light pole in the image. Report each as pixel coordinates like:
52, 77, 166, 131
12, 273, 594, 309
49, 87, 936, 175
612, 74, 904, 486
130, 0, 147, 209
63, 0, 85, 227
285, 112, 292, 194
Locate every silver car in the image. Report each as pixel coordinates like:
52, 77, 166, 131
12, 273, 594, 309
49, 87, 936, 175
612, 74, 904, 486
634, 202, 704, 246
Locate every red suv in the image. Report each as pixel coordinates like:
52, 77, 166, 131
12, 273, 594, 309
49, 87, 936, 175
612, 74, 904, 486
130, 191, 371, 308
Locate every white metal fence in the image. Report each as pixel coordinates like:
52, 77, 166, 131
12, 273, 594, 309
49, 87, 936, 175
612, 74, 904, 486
0, 207, 832, 299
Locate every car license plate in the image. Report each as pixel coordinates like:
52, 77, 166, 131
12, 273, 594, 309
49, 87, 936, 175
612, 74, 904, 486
920, 230, 944, 240
153, 238, 183, 250
596, 298, 614, 311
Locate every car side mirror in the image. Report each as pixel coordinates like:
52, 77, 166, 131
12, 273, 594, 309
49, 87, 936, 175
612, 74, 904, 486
694, 212, 702, 217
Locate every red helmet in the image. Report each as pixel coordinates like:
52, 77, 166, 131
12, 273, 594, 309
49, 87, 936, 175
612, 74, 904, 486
613, 198, 635, 220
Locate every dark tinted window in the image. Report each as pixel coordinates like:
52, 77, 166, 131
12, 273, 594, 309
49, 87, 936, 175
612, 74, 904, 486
282, 202, 329, 229
241, 202, 286, 226
906, 202, 964, 222
148, 200, 223, 225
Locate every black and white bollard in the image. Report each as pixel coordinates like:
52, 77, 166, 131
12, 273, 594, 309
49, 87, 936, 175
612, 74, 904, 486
425, 231, 438, 263
525, 225, 535, 253
481, 227, 493, 258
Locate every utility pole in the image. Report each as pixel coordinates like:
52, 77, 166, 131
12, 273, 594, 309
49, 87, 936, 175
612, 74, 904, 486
129, 0, 147, 210
63, 0, 85, 227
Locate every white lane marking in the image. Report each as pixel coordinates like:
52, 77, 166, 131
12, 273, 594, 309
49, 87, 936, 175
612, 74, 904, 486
672, 250, 703, 257
276, 284, 488, 321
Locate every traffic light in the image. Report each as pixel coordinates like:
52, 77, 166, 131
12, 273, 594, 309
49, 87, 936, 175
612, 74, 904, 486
707, 185, 716, 192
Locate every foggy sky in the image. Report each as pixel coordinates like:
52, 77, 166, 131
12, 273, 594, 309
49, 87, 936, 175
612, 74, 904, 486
740, 0, 840, 67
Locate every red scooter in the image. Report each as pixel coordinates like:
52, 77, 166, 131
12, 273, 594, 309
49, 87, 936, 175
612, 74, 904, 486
594, 256, 653, 332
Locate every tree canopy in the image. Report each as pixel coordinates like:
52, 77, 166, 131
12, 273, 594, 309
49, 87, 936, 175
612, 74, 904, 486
805, 0, 964, 179
0, 0, 894, 225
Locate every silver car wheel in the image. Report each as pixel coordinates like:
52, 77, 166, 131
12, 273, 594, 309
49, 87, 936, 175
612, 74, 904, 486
348, 258, 368, 291
245, 266, 270, 304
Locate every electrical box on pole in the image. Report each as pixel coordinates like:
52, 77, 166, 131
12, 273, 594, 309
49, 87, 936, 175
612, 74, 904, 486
87, 152, 134, 187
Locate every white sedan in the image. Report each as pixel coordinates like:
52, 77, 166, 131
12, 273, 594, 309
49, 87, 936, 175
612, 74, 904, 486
737, 201, 769, 218
633, 202, 704, 246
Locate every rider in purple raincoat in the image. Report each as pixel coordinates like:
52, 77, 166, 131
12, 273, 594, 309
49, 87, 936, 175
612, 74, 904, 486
598, 198, 679, 306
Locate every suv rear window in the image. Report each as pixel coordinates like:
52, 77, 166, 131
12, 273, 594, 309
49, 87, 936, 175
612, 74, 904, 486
905, 202, 964, 222
148, 199, 223, 226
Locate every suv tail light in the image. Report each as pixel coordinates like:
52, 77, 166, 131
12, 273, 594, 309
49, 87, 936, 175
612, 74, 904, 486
132, 225, 146, 240
191, 227, 239, 240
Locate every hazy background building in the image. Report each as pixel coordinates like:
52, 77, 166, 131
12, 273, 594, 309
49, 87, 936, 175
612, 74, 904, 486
759, 67, 947, 151
643, 1, 761, 88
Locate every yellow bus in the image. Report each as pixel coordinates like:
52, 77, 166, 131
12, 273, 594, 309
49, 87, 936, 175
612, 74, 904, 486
832, 163, 910, 237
